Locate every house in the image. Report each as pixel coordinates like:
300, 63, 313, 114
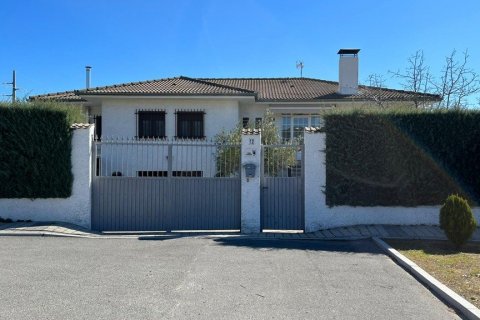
25, 49, 445, 232
30, 49, 440, 143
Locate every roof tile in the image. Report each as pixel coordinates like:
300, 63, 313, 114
29, 76, 441, 103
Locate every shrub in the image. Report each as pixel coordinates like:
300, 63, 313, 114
0, 101, 85, 198
440, 194, 477, 248
324, 109, 480, 206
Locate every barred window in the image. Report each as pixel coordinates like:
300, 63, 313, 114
176, 112, 204, 139
138, 111, 166, 139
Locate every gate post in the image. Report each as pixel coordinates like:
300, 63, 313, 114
304, 128, 327, 232
241, 129, 262, 233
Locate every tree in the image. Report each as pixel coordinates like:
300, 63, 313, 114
434, 50, 480, 109
440, 194, 477, 249
214, 110, 296, 177
390, 50, 433, 108
391, 49, 480, 109
360, 73, 393, 109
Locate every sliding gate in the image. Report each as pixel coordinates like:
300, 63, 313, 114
91, 138, 241, 231
261, 144, 305, 231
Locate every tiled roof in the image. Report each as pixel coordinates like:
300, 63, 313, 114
202, 78, 441, 102
30, 90, 86, 102
76, 76, 255, 97
29, 76, 441, 103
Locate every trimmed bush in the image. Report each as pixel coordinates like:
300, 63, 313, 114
324, 109, 480, 206
440, 194, 477, 248
0, 101, 84, 198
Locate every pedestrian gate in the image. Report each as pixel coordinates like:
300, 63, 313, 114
91, 139, 241, 231
260, 144, 305, 231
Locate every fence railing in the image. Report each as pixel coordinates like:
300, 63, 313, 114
262, 144, 303, 177
93, 137, 241, 178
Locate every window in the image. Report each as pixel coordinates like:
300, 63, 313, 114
176, 112, 204, 139
281, 116, 291, 141
242, 117, 250, 128
281, 115, 323, 141
137, 111, 166, 139
93, 115, 102, 140
293, 117, 308, 140
311, 116, 324, 128
255, 117, 262, 129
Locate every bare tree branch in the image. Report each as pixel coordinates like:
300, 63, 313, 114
434, 49, 480, 109
390, 50, 434, 108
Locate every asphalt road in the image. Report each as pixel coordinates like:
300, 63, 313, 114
0, 236, 460, 320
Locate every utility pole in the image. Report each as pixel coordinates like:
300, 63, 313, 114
3, 70, 19, 103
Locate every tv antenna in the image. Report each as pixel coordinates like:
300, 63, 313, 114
296, 61, 304, 77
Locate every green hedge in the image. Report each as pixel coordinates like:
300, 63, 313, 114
0, 102, 84, 198
324, 109, 480, 207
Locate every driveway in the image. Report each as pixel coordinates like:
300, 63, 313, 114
0, 237, 459, 319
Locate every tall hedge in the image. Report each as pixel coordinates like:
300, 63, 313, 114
324, 109, 480, 206
0, 102, 84, 198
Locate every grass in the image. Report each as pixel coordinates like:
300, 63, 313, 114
388, 239, 480, 308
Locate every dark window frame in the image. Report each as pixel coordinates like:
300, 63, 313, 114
136, 110, 166, 139
255, 117, 262, 129
175, 111, 205, 139
93, 115, 102, 140
242, 117, 250, 128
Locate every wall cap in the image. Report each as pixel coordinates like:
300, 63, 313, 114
304, 127, 323, 133
70, 123, 92, 130
241, 128, 261, 135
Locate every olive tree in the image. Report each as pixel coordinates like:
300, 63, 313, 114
214, 110, 296, 177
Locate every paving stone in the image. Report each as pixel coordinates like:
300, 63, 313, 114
338, 227, 353, 237
383, 225, 408, 238
417, 226, 438, 238
356, 226, 371, 237
373, 225, 390, 238
329, 228, 344, 237
345, 226, 362, 237
365, 225, 380, 237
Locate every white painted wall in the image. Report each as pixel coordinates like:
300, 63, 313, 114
339, 54, 359, 95
241, 132, 262, 233
304, 132, 480, 232
97, 98, 241, 177
239, 102, 268, 122
0, 126, 94, 228
101, 97, 240, 138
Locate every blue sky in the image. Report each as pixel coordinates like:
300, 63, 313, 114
1, 0, 479, 102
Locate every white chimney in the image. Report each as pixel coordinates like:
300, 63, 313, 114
338, 49, 360, 95
85, 66, 92, 89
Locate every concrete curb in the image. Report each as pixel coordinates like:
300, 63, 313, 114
372, 237, 480, 320
0, 231, 139, 239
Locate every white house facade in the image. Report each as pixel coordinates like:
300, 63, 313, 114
32, 49, 441, 144
21, 49, 457, 233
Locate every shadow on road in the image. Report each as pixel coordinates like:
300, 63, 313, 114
212, 237, 383, 254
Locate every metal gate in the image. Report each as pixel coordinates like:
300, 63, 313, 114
91, 138, 241, 231
261, 144, 305, 231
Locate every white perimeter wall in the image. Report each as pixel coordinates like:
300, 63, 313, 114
0, 126, 94, 228
304, 132, 480, 232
